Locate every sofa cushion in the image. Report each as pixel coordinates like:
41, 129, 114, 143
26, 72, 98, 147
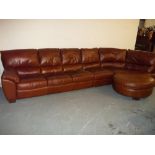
81, 48, 100, 69
99, 48, 126, 69
38, 48, 61, 66
47, 74, 72, 86
16, 67, 40, 77
1, 49, 39, 69
17, 75, 47, 90
126, 50, 155, 73
125, 63, 154, 72
61, 48, 82, 72
70, 71, 93, 82
101, 62, 125, 68
40, 66, 62, 75
86, 68, 114, 80
38, 48, 62, 74
126, 50, 155, 65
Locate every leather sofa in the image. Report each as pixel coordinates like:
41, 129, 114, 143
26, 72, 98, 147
1, 48, 155, 103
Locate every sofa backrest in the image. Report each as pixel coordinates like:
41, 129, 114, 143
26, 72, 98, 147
2, 48, 155, 77
38, 48, 62, 75
99, 48, 126, 69
61, 48, 82, 72
1, 49, 40, 77
126, 50, 155, 72
81, 48, 100, 69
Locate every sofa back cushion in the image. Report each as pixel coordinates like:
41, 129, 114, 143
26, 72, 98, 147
1, 49, 40, 77
1, 49, 39, 68
126, 50, 155, 72
61, 48, 82, 72
81, 48, 100, 69
38, 48, 62, 75
99, 48, 126, 69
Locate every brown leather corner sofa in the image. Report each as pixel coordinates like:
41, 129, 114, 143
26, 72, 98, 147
1, 48, 155, 103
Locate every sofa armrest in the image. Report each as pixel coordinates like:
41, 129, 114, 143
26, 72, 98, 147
2, 69, 20, 83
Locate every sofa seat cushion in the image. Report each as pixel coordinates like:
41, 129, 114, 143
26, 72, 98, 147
86, 68, 114, 79
47, 74, 72, 86
17, 75, 47, 90
70, 71, 93, 82
16, 67, 41, 78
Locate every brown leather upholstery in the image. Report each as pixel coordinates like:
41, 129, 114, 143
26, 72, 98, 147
61, 48, 82, 72
2, 69, 20, 83
17, 75, 47, 90
17, 87, 47, 99
82, 48, 100, 69
47, 74, 72, 86
1, 48, 155, 103
16, 67, 40, 78
87, 68, 114, 80
113, 73, 155, 99
1, 49, 40, 77
47, 83, 74, 94
86, 68, 114, 86
70, 71, 93, 82
114, 73, 154, 89
1, 49, 39, 69
99, 48, 126, 69
126, 50, 155, 72
38, 48, 62, 75
2, 79, 17, 102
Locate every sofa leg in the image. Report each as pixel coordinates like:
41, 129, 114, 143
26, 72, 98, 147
132, 97, 140, 100
8, 99, 16, 103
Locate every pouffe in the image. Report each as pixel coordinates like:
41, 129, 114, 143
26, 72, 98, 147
113, 73, 155, 100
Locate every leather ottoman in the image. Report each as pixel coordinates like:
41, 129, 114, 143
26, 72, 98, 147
113, 73, 155, 100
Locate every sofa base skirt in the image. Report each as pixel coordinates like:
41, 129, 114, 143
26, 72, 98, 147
48, 81, 93, 94
47, 83, 74, 94
72, 81, 93, 90
17, 87, 47, 99
94, 79, 113, 87
16, 80, 108, 100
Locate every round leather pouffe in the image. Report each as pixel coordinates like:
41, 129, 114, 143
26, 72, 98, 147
113, 73, 155, 99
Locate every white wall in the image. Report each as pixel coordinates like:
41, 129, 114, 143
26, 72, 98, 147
0, 19, 139, 86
